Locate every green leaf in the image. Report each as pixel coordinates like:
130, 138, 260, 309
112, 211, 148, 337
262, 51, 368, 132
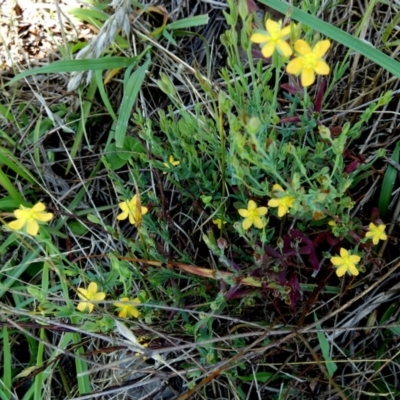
8, 57, 139, 86
167, 14, 209, 30
115, 58, 151, 148
105, 142, 128, 170
117, 136, 146, 161
314, 313, 337, 377
238, 372, 274, 383
378, 141, 400, 217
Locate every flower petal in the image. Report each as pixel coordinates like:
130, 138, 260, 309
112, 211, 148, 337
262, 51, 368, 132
88, 282, 98, 295
314, 60, 330, 75
294, 39, 311, 55
8, 219, 26, 231
336, 265, 347, 277
250, 33, 270, 44
129, 307, 139, 318
14, 209, 27, 219
256, 207, 268, 216
119, 308, 128, 318
117, 211, 128, 221
32, 202, 46, 212
242, 218, 252, 230
253, 217, 264, 229
266, 18, 279, 34
268, 199, 280, 207
339, 248, 349, 258
301, 68, 315, 87
313, 40, 330, 58
276, 40, 293, 57
349, 255, 361, 263
330, 256, 343, 266
261, 42, 276, 58
286, 58, 303, 75
92, 292, 106, 302
278, 205, 287, 217
77, 301, 91, 312
34, 211, 53, 222
272, 184, 284, 192
349, 264, 359, 276
26, 220, 39, 236
279, 25, 291, 38
238, 209, 249, 217
247, 200, 257, 210
77, 288, 88, 300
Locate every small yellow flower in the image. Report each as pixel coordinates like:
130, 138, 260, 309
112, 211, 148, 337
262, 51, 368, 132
117, 194, 148, 226
330, 248, 361, 278
328, 220, 337, 227
250, 19, 293, 58
286, 39, 330, 87
268, 184, 295, 217
163, 155, 180, 174
212, 219, 226, 229
365, 223, 387, 245
238, 200, 268, 230
7, 202, 53, 236
113, 297, 141, 318
77, 282, 106, 313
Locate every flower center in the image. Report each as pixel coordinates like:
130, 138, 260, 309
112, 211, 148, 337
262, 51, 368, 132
248, 209, 258, 220
20, 209, 35, 220
303, 53, 317, 69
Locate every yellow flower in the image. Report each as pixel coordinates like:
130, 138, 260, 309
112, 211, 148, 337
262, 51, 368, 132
113, 297, 141, 318
117, 194, 148, 226
268, 184, 295, 217
7, 202, 53, 236
238, 200, 268, 230
365, 223, 387, 245
77, 282, 106, 313
330, 248, 361, 278
212, 219, 226, 229
163, 155, 180, 174
286, 39, 330, 87
250, 19, 293, 58
328, 220, 337, 227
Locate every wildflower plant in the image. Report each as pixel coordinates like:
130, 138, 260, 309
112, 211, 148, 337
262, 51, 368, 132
7, 202, 53, 236
250, 19, 293, 58
365, 223, 387, 245
113, 297, 141, 318
77, 282, 106, 313
149, 0, 391, 309
117, 194, 148, 227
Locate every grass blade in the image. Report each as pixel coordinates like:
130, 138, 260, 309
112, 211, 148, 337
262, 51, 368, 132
167, 14, 210, 30
378, 142, 400, 217
8, 57, 139, 86
115, 58, 151, 148
314, 313, 337, 377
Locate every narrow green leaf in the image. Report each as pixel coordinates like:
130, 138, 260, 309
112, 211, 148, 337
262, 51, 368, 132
167, 14, 209, 30
378, 142, 400, 217
0, 168, 24, 203
0, 147, 35, 183
8, 57, 138, 86
2, 326, 11, 400
115, 58, 151, 148
95, 69, 117, 122
260, 0, 400, 79
314, 313, 337, 377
